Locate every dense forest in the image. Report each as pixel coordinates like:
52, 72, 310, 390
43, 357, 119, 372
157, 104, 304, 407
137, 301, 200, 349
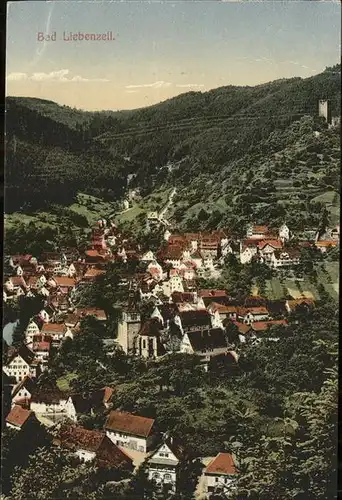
5, 65, 340, 224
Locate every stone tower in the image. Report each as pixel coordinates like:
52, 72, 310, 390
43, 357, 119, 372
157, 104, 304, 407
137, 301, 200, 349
318, 100, 331, 124
116, 309, 141, 354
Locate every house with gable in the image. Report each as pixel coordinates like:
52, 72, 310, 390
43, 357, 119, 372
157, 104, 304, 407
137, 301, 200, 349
269, 248, 300, 268
6, 405, 40, 431
64, 387, 114, 422
41, 323, 72, 345
240, 239, 260, 264
24, 320, 41, 346
104, 410, 156, 453
11, 375, 37, 407
31, 337, 51, 366
279, 223, 290, 242
203, 452, 238, 497
141, 250, 155, 262
180, 328, 230, 368
236, 306, 269, 324
162, 274, 184, 298
174, 309, 212, 335
258, 239, 283, 264
30, 388, 70, 415
3, 344, 41, 383
147, 435, 189, 494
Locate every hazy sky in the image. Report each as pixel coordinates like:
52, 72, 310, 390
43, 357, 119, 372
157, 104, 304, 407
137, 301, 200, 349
6, 0, 341, 111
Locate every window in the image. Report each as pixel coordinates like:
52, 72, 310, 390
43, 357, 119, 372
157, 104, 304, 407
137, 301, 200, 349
164, 474, 172, 480
142, 339, 146, 349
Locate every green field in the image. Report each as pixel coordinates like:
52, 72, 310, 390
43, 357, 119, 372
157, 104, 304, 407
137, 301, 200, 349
69, 193, 117, 224
56, 372, 77, 392
264, 261, 339, 301
5, 192, 117, 232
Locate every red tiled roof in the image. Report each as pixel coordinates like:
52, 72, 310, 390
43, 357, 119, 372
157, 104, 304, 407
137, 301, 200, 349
315, 240, 338, 247
32, 341, 51, 351
252, 225, 268, 233
102, 386, 115, 404
242, 239, 260, 249
9, 276, 28, 287
205, 453, 238, 475
52, 277, 76, 287
6, 405, 34, 428
286, 298, 315, 310
84, 268, 106, 278
165, 247, 184, 259
104, 411, 154, 438
77, 308, 107, 320
233, 322, 251, 334
210, 302, 237, 314
199, 289, 227, 298
251, 319, 288, 332
56, 425, 133, 469
41, 323, 66, 333
237, 306, 269, 316
258, 240, 283, 250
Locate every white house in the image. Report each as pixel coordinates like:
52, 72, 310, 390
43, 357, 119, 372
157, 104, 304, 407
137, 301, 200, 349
164, 230, 171, 241
237, 307, 269, 325
24, 320, 41, 346
147, 437, 187, 494
30, 389, 69, 415
141, 250, 155, 262
41, 323, 72, 344
203, 452, 238, 497
279, 223, 290, 242
104, 410, 156, 453
240, 241, 259, 264
11, 376, 36, 407
269, 249, 300, 268
180, 329, 229, 365
258, 240, 283, 263
3, 345, 41, 383
162, 275, 184, 298
31, 340, 51, 366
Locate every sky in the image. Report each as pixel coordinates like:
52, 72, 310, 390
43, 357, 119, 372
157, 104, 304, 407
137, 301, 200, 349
6, 0, 341, 111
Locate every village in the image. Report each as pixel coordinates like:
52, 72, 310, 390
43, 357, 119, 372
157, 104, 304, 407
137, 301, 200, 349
2, 207, 339, 498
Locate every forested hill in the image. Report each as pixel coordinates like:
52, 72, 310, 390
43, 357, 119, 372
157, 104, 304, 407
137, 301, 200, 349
5, 64, 340, 219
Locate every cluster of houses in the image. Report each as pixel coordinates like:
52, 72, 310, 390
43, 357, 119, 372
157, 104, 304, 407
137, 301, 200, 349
2, 217, 338, 498
4, 377, 238, 497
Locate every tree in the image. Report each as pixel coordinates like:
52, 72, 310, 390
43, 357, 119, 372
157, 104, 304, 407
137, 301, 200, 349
9, 447, 106, 500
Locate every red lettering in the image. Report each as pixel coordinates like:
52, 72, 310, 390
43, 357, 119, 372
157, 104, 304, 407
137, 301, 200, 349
78, 32, 84, 41
85, 34, 89, 40
37, 32, 44, 41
